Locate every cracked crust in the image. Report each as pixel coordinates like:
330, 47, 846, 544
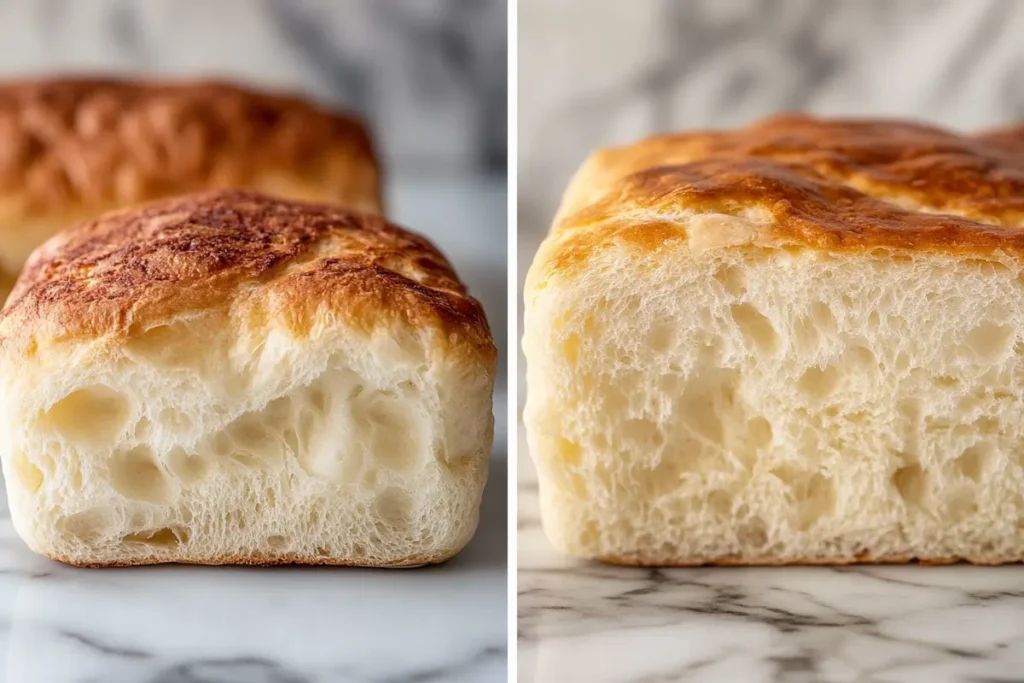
540, 114, 1024, 281
0, 189, 494, 366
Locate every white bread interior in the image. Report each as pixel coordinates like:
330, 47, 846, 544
524, 217, 1024, 564
1, 311, 494, 567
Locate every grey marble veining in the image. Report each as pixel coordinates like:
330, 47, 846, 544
518, 445, 1024, 683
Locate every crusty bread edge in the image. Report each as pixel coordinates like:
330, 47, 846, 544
43, 549, 459, 569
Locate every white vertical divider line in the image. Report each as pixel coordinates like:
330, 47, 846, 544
506, 0, 519, 679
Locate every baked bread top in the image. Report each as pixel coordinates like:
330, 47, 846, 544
978, 124, 1024, 153
0, 77, 382, 224
0, 190, 493, 364
542, 115, 1024, 277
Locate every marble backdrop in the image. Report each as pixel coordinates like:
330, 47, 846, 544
0, 0, 507, 172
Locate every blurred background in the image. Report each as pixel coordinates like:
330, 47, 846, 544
518, 0, 1024, 409
0, 0, 507, 173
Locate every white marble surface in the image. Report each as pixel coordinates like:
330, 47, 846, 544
0, 174, 509, 683
518, 443, 1024, 683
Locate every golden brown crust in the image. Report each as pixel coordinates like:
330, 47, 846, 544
0, 76, 381, 224
547, 114, 1024, 274
0, 190, 494, 362
978, 123, 1024, 153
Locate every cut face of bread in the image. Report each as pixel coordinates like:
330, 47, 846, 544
0, 77, 382, 301
0, 190, 495, 567
524, 115, 1024, 566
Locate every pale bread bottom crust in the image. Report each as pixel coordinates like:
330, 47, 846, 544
44, 550, 455, 569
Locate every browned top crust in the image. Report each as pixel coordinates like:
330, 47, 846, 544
0, 190, 493, 361
979, 124, 1024, 155
0, 77, 381, 223
547, 114, 1024, 269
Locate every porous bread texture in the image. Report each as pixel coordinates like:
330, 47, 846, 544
524, 114, 1024, 566
0, 77, 382, 298
0, 191, 495, 567
4, 314, 492, 567
526, 235, 1024, 565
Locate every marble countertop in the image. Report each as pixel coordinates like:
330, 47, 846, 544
517, 431, 1024, 683
0, 174, 509, 683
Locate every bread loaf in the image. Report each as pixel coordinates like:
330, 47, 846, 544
524, 114, 1024, 565
0, 190, 495, 567
0, 77, 381, 303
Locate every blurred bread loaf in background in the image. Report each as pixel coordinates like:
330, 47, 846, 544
0, 77, 381, 301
